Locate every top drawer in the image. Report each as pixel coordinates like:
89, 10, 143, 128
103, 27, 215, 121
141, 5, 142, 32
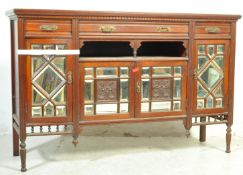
195, 22, 230, 35
79, 23, 189, 37
24, 20, 72, 37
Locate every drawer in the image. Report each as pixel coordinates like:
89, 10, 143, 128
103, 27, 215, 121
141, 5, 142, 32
24, 20, 72, 37
195, 23, 230, 34
79, 23, 188, 36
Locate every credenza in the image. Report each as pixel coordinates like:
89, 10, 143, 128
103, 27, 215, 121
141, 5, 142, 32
6, 9, 241, 172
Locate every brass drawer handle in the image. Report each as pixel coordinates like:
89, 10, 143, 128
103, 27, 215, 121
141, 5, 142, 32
157, 26, 170, 32
205, 26, 220, 34
67, 71, 72, 84
136, 81, 141, 93
100, 25, 116, 33
193, 69, 198, 80
40, 25, 58, 31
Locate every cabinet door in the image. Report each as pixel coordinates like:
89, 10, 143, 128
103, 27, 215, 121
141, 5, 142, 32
135, 61, 187, 118
26, 39, 73, 123
80, 62, 135, 121
193, 40, 229, 114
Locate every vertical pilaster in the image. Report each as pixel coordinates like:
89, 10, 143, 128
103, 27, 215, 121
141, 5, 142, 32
72, 18, 81, 146
184, 20, 196, 135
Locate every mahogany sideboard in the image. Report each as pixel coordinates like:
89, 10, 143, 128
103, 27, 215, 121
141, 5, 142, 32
6, 9, 241, 172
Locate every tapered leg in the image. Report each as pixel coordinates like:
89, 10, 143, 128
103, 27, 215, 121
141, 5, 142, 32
199, 117, 206, 142
199, 125, 206, 142
226, 124, 232, 153
20, 139, 27, 172
13, 127, 19, 156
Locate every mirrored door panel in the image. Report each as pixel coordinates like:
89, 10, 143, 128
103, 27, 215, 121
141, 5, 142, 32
26, 39, 73, 123
80, 62, 135, 121
135, 61, 187, 118
194, 40, 229, 114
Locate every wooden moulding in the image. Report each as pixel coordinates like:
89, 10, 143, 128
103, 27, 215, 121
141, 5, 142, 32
6, 9, 241, 21
79, 115, 187, 126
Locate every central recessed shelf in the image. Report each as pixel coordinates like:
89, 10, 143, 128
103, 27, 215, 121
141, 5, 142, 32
80, 41, 187, 58
80, 41, 133, 57
137, 41, 186, 57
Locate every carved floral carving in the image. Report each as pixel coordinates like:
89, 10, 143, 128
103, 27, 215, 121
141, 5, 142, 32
96, 80, 117, 102
152, 79, 171, 100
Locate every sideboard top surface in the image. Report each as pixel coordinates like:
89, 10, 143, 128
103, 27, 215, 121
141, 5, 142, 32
6, 9, 241, 21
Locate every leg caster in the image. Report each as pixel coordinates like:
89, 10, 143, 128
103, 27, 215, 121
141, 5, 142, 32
13, 127, 19, 156
20, 139, 27, 172
226, 124, 232, 153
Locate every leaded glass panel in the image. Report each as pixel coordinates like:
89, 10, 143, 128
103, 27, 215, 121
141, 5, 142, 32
31, 44, 68, 118
196, 44, 225, 109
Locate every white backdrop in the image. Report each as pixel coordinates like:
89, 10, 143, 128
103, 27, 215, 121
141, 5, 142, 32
0, 0, 242, 136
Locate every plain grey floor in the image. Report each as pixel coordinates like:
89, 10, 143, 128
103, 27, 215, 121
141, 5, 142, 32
1, 121, 243, 175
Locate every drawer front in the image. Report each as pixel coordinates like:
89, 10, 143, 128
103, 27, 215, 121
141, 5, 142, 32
196, 23, 230, 35
24, 20, 72, 37
79, 23, 188, 36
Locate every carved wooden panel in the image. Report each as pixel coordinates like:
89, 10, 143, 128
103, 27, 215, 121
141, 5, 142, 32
152, 79, 171, 100
96, 80, 117, 102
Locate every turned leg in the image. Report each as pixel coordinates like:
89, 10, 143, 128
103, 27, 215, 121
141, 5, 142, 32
13, 127, 19, 156
226, 124, 232, 153
199, 117, 206, 142
20, 139, 27, 172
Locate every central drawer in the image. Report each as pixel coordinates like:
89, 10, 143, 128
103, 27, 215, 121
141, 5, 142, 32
79, 22, 189, 36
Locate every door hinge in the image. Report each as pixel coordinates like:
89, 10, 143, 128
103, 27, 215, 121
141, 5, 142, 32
67, 71, 73, 84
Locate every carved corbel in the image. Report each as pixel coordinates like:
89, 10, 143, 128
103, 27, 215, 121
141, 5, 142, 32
182, 40, 188, 57
129, 41, 141, 57
79, 40, 84, 49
